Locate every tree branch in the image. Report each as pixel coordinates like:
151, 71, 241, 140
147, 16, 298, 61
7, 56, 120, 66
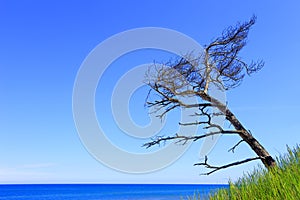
142, 130, 240, 149
194, 156, 261, 175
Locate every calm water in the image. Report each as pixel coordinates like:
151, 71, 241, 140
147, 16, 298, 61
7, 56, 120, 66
0, 184, 228, 200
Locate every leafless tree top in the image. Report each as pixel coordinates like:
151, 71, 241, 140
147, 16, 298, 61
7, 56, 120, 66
146, 15, 264, 97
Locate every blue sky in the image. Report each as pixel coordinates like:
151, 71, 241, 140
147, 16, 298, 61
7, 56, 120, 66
1, 0, 300, 184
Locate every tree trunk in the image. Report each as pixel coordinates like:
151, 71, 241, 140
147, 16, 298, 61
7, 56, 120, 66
225, 108, 276, 168
199, 92, 277, 168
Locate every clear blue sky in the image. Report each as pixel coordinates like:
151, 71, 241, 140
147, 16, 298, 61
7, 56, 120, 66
1, 0, 300, 184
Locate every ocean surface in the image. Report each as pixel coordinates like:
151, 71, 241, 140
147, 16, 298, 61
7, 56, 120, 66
0, 184, 228, 200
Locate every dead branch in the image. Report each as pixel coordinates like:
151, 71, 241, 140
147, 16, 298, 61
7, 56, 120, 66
194, 156, 261, 175
142, 130, 241, 149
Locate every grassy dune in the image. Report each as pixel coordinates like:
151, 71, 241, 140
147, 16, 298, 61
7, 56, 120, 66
208, 145, 300, 199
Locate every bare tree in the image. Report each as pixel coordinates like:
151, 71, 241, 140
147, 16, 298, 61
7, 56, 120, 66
143, 16, 276, 175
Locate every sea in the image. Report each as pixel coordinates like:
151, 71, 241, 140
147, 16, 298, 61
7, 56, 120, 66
0, 184, 228, 200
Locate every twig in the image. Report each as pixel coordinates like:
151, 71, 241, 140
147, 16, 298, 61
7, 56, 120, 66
228, 139, 244, 153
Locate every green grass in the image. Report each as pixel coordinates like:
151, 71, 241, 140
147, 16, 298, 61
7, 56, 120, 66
207, 145, 300, 200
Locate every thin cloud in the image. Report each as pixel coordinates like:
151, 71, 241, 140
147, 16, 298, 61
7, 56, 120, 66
0, 163, 58, 183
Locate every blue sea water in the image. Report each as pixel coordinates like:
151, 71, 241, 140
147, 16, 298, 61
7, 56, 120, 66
0, 184, 228, 200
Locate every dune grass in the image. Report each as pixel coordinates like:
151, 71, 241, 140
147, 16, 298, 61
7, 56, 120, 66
207, 145, 300, 199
